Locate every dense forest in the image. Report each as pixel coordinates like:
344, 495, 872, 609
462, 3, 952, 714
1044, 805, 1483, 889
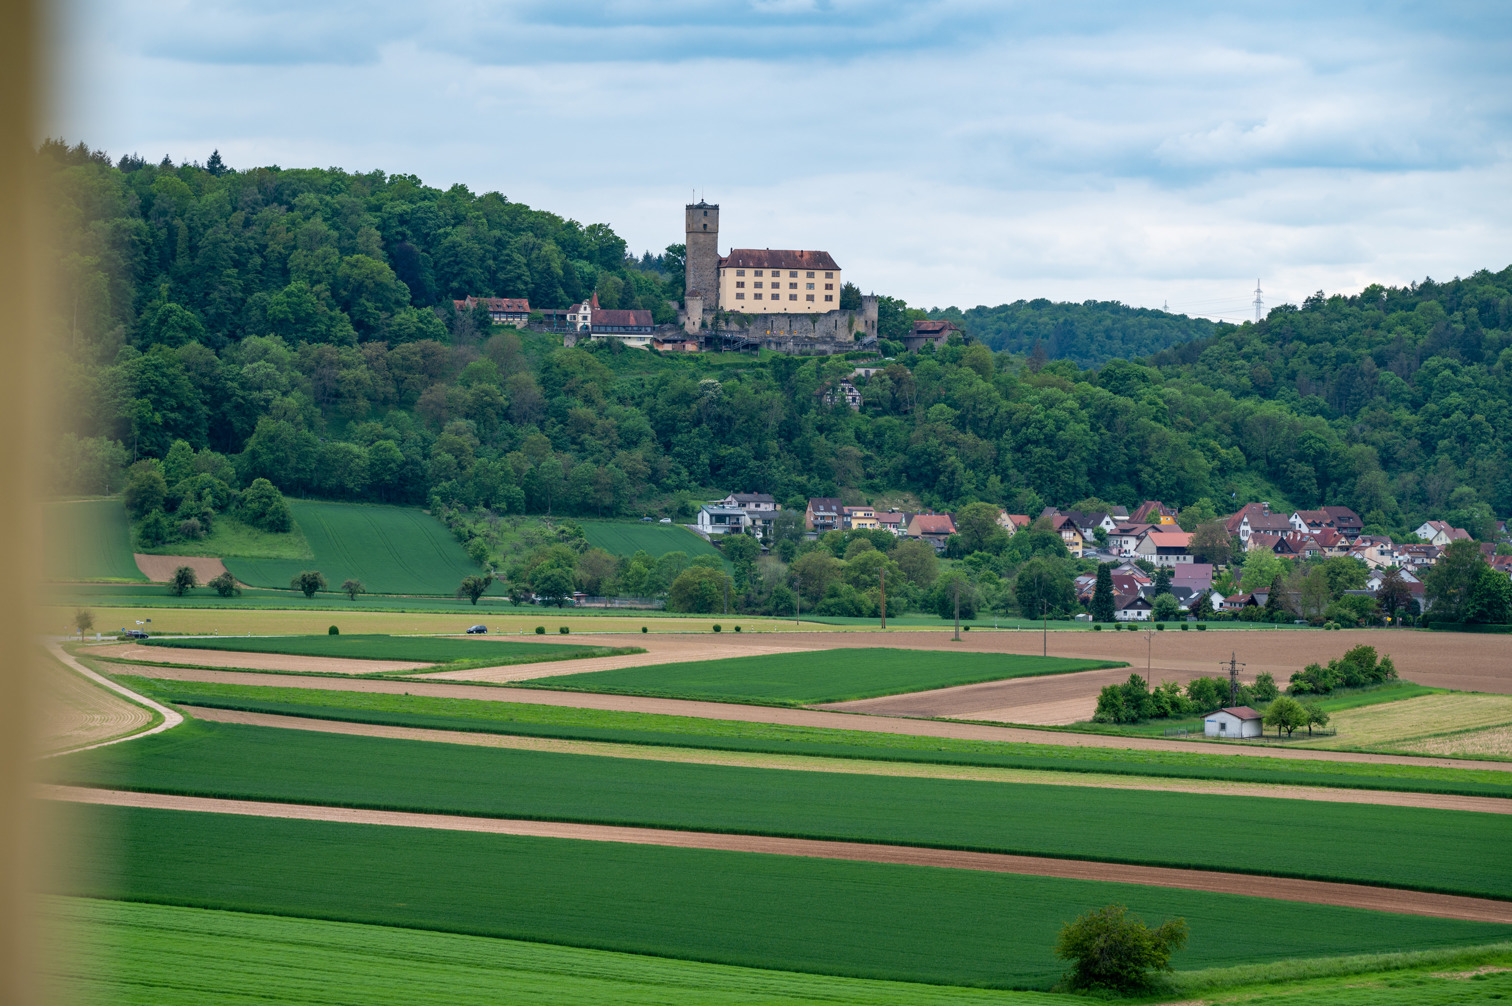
931, 300, 1216, 368
44, 141, 1511, 552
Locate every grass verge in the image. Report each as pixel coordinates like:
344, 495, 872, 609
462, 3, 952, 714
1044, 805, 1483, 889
49, 720, 1512, 898
531, 648, 1124, 705
142, 633, 597, 664
52, 805, 1512, 990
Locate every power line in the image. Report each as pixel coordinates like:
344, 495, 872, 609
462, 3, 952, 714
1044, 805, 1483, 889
1253, 279, 1264, 323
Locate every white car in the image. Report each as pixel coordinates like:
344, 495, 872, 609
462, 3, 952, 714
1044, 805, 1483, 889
659, 517, 672, 523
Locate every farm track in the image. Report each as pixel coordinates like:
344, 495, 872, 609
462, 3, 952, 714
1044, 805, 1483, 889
88, 643, 433, 675
43, 784, 1512, 924
105, 662, 1512, 774
181, 706, 1512, 814
43, 643, 181, 753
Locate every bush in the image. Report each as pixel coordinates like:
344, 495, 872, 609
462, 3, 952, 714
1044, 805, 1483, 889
712, 624, 722, 633
1092, 623, 1102, 631
206, 571, 240, 597
1155, 622, 1165, 631
1180, 622, 1188, 630
535, 626, 545, 634
328, 625, 339, 635
1054, 904, 1188, 994
558, 626, 570, 634
734, 625, 741, 632
1196, 623, 1207, 631
641, 626, 648, 633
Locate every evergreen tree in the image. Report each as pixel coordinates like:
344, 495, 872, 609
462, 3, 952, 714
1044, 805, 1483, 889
1153, 566, 1172, 596
1264, 572, 1287, 620
1091, 564, 1116, 622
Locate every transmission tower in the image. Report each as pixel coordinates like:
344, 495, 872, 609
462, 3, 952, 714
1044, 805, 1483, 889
1222, 651, 1247, 706
1253, 279, 1264, 323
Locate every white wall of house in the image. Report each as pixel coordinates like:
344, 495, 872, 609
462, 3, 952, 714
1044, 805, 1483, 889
1204, 710, 1263, 738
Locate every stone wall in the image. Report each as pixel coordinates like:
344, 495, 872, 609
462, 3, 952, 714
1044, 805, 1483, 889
681, 296, 879, 355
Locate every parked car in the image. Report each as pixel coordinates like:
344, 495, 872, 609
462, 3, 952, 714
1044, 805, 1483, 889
123, 629, 149, 639
465, 625, 488, 634
659, 517, 672, 523
640, 516, 654, 522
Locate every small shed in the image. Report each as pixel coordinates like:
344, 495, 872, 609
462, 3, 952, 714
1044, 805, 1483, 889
1204, 706, 1264, 739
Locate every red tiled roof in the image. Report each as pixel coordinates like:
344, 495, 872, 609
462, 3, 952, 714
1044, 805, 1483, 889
720, 249, 840, 271
591, 308, 654, 328
912, 320, 960, 336
455, 296, 531, 312
1217, 706, 1263, 720
910, 514, 956, 535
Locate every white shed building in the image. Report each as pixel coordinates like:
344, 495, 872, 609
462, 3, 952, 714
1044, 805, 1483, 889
1204, 706, 1264, 739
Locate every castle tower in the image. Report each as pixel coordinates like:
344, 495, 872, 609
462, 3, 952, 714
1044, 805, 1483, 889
684, 201, 720, 309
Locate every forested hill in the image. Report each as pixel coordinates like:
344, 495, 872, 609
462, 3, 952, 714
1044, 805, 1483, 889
931, 300, 1216, 367
41, 139, 1512, 545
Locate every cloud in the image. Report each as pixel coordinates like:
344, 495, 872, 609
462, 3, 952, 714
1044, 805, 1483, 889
43, 0, 1512, 318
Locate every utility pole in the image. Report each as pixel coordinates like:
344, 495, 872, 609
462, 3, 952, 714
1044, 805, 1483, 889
879, 566, 886, 630
1253, 279, 1264, 323
953, 579, 961, 641
1222, 651, 1246, 706
1142, 627, 1155, 689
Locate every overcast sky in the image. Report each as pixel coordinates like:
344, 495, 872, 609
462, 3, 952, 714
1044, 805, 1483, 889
47, 1, 1512, 319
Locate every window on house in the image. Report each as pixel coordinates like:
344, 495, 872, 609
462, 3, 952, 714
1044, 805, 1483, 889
789, 282, 797, 289
735, 292, 745, 300
754, 270, 762, 276
806, 282, 814, 289
789, 271, 798, 277
806, 271, 814, 278
736, 269, 745, 276
789, 294, 797, 300
754, 282, 762, 288
754, 293, 763, 300
824, 283, 833, 290
825, 271, 833, 278
824, 294, 833, 302
806, 294, 815, 301
736, 281, 745, 288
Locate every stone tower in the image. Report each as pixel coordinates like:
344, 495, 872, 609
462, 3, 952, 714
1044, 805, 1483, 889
684, 200, 720, 309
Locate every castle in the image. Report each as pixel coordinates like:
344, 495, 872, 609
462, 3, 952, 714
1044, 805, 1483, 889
679, 201, 878, 355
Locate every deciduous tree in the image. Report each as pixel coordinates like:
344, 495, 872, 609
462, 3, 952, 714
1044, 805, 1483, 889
456, 573, 495, 605
291, 570, 326, 598
1053, 904, 1188, 994
168, 565, 199, 596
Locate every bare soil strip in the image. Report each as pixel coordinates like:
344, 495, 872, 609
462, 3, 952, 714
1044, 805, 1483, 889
37, 655, 153, 754
43, 644, 181, 754
132, 554, 232, 583
85, 643, 433, 675
42, 784, 1512, 924
106, 662, 1512, 775
181, 706, 1512, 815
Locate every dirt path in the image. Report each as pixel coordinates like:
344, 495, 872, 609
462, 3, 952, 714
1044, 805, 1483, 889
42, 784, 1512, 924
37, 653, 154, 754
42, 643, 181, 754
421, 635, 816, 683
132, 554, 232, 583
98, 661, 1512, 774
85, 643, 433, 675
183, 706, 1512, 814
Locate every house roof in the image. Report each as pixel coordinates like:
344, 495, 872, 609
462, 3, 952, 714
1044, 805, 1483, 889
1131, 500, 1174, 524
720, 249, 841, 271
1115, 591, 1152, 610
1293, 508, 1332, 525
1246, 514, 1294, 533
1216, 706, 1264, 720
1322, 506, 1362, 527
456, 296, 531, 312
1142, 530, 1193, 548
1311, 527, 1345, 547
911, 319, 960, 336
1003, 513, 1031, 528
727, 493, 775, 504
591, 308, 654, 328
910, 514, 957, 535
808, 497, 844, 513
1224, 502, 1273, 533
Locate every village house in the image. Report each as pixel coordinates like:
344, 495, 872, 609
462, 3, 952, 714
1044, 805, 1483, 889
566, 293, 657, 346
821, 379, 863, 411
1133, 529, 1194, 566
1415, 520, 1472, 547
804, 498, 844, 533
875, 511, 910, 536
714, 493, 780, 536
1171, 563, 1215, 593
1114, 592, 1153, 621
1106, 522, 1156, 556
1205, 706, 1264, 739
999, 512, 1031, 535
903, 319, 961, 353
1130, 500, 1178, 525
907, 513, 957, 551
453, 296, 531, 327
1050, 515, 1086, 557
844, 505, 880, 530
696, 503, 749, 535
1237, 509, 1293, 545
1348, 536, 1401, 570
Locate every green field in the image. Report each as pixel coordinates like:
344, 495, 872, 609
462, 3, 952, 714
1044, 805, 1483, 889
579, 518, 723, 561
114, 676, 1512, 798
54, 804, 1512, 990
50, 721, 1512, 897
533, 648, 1124, 705
1069, 682, 1446, 737
223, 501, 498, 596
44, 500, 146, 581
135, 513, 314, 559
141, 633, 604, 665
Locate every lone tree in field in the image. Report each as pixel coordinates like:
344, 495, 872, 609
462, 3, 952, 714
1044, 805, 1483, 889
342, 578, 366, 601
1264, 695, 1309, 737
1054, 904, 1188, 994
291, 570, 327, 598
168, 566, 199, 597
456, 573, 494, 605
206, 571, 240, 597
1303, 702, 1331, 736
73, 609, 94, 638
1091, 565, 1116, 622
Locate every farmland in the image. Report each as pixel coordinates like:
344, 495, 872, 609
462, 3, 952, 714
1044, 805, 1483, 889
54, 803, 1512, 990
141, 633, 604, 665
1306, 694, 1512, 754
580, 519, 723, 561
224, 501, 499, 596
108, 675, 1512, 797
43, 500, 146, 582
533, 648, 1125, 705
49, 720, 1512, 896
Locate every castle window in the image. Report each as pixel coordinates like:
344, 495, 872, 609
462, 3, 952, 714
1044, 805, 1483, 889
824, 294, 833, 302
789, 294, 798, 301
806, 271, 814, 278
754, 282, 762, 289
825, 272, 833, 278
736, 269, 745, 276
789, 271, 798, 277
806, 294, 815, 301
754, 293, 763, 300
806, 283, 814, 290
736, 292, 745, 300
754, 270, 762, 276
789, 282, 797, 289
824, 283, 833, 290
736, 281, 745, 288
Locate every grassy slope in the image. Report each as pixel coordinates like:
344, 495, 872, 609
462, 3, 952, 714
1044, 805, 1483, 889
224, 501, 497, 595
135, 514, 314, 559
49, 721, 1512, 897
44, 499, 146, 581
579, 518, 723, 561
116, 676, 1512, 798
53, 804, 1512, 991
141, 633, 590, 663
533, 648, 1123, 705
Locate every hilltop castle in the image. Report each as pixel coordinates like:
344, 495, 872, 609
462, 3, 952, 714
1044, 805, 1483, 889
680, 201, 877, 355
